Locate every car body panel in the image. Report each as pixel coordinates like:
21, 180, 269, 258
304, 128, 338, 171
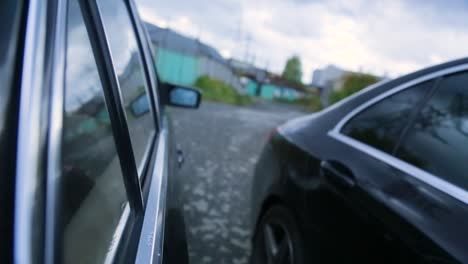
252, 58, 468, 263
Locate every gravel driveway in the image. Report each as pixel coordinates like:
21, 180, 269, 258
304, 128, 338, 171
169, 101, 305, 264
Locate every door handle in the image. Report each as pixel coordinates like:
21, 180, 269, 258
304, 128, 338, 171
176, 146, 185, 168
320, 160, 356, 188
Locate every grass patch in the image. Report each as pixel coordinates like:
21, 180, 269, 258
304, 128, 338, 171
275, 96, 322, 112
194, 76, 253, 106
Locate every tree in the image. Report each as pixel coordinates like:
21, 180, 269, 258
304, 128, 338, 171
282, 56, 302, 84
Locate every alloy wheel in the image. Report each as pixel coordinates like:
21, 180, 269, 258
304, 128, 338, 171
262, 221, 294, 264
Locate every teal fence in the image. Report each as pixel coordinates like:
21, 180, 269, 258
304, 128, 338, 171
246, 80, 302, 101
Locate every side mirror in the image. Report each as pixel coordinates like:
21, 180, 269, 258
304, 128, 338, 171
169, 86, 201, 108
162, 82, 202, 109
130, 93, 150, 117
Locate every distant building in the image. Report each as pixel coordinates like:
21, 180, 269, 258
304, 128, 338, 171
311, 65, 356, 106
145, 23, 242, 91
145, 22, 309, 101
311, 65, 348, 88
227, 59, 309, 100
311, 65, 387, 106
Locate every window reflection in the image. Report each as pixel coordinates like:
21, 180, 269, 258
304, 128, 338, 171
61, 1, 128, 263
397, 72, 468, 190
342, 81, 433, 154
97, 0, 155, 173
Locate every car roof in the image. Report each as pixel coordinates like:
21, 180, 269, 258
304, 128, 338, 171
279, 57, 468, 142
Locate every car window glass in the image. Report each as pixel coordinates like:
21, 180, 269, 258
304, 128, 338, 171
61, 1, 128, 263
342, 81, 433, 154
97, 0, 155, 173
396, 72, 468, 190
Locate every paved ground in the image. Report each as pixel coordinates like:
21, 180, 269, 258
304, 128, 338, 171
169, 101, 305, 264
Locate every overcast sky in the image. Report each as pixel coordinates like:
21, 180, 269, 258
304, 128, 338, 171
136, 0, 468, 83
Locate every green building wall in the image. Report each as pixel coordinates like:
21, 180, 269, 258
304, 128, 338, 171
155, 48, 198, 86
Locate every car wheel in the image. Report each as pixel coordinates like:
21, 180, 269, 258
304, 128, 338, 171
251, 205, 305, 264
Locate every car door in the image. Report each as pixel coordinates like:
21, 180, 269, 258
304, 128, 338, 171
53, 0, 165, 262
14, 0, 191, 263
15, 0, 170, 263
96, 1, 192, 263
12, 0, 151, 262
57, 1, 138, 263
322, 74, 448, 262
390, 70, 468, 263
92, 1, 180, 263
324, 65, 468, 263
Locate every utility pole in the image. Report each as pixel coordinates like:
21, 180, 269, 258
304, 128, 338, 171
244, 33, 251, 63
265, 59, 270, 72
196, 25, 202, 41
231, 13, 243, 61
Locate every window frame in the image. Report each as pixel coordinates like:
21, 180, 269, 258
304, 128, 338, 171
94, 0, 159, 185
126, 0, 162, 128
125, 0, 162, 188
15, 0, 51, 263
328, 63, 468, 206
45, 0, 148, 262
394, 70, 468, 191
79, 0, 144, 211
340, 79, 437, 155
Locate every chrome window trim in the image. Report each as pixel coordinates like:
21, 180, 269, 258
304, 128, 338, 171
44, 0, 68, 263
104, 204, 131, 264
328, 63, 468, 205
14, 0, 47, 263
328, 131, 468, 205
136, 127, 168, 264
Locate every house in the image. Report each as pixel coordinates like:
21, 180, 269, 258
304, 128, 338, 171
311, 65, 387, 106
228, 59, 309, 101
144, 23, 242, 91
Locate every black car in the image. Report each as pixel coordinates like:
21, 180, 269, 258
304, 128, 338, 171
251, 58, 468, 264
1, 0, 200, 263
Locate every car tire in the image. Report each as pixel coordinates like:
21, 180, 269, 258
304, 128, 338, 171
250, 205, 306, 264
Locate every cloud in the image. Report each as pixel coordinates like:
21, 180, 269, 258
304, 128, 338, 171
136, 0, 468, 82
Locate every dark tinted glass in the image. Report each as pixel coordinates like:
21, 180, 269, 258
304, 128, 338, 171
97, 0, 155, 173
61, 1, 128, 263
342, 81, 433, 153
397, 72, 468, 190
